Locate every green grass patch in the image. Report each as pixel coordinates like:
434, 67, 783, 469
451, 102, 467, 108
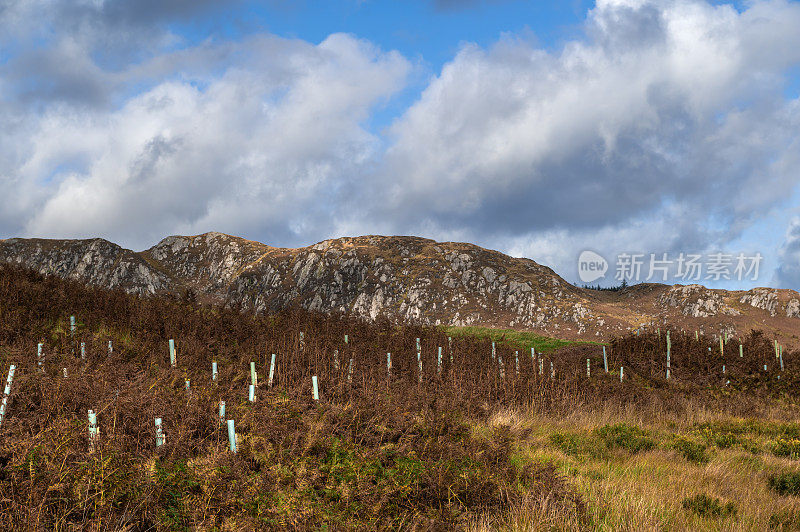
769, 509, 800, 529
549, 431, 607, 459
153, 459, 201, 531
696, 419, 800, 439
444, 325, 603, 353
549, 432, 588, 457
320, 438, 383, 486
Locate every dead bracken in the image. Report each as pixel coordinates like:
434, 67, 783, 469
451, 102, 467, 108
0, 264, 797, 530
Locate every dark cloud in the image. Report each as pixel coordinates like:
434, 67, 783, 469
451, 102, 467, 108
53, 0, 236, 28
2, 46, 112, 108
0, 0, 237, 42
101, 0, 230, 25
0, 0, 246, 109
775, 219, 800, 290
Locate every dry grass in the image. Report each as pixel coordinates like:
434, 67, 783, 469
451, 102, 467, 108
1, 264, 799, 530
480, 403, 800, 531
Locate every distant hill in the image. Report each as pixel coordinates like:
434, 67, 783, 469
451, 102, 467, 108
1, 232, 798, 346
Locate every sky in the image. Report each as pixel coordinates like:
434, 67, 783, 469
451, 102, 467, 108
1, 0, 800, 290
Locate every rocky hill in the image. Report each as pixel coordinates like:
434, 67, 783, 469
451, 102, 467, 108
1, 232, 798, 346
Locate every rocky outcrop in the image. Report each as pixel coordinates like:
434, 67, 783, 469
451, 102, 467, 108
787, 299, 800, 318
740, 288, 779, 316
142, 232, 270, 294
0, 237, 172, 295
0, 233, 590, 330
736, 287, 800, 318
1, 232, 798, 340
225, 236, 588, 330
657, 285, 739, 318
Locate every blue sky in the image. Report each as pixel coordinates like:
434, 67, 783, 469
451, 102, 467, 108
218, 0, 600, 131
171, 1, 593, 59
1, 0, 800, 290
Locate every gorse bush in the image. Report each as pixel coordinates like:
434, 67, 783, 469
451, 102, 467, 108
771, 438, 800, 460
698, 426, 739, 449
682, 494, 737, 518
549, 432, 588, 457
595, 423, 655, 454
769, 472, 800, 496
673, 437, 710, 464
549, 431, 609, 460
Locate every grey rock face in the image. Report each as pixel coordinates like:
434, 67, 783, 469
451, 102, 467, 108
0, 233, 591, 330
3, 233, 798, 337
739, 288, 779, 317
143, 232, 269, 293
0, 238, 172, 295
657, 284, 739, 318
222, 235, 592, 330
787, 299, 800, 318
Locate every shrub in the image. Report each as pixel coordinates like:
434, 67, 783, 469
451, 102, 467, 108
549, 432, 588, 457
771, 438, 800, 460
739, 437, 762, 455
682, 494, 737, 518
769, 509, 800, 529
712, 432, 738, 449
154, 459, 201, 531
698, 427, 738, 449
595, 423, 655, 454
768, 472, 800, 496
673, 437, 709, 464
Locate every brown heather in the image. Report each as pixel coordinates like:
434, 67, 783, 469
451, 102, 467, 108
0, 264, 798, 530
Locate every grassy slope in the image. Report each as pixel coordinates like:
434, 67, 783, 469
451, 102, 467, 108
449, 326, 800, 531
445, 325, 605, 353
3, 266, 800, 531
469, 409, 800, 531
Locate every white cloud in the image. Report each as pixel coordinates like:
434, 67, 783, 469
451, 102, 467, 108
5, 33, 410, 248
2, 0, 800, 291
371, 0, 800, 284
